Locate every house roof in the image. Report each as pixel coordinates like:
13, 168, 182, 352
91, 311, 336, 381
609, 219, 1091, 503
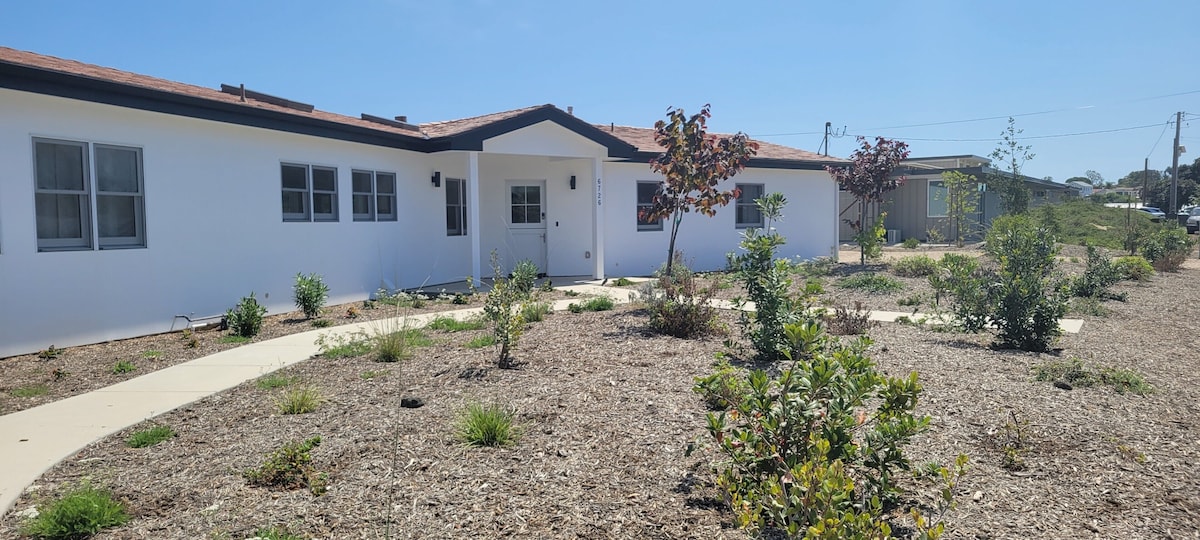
0, 46, 829, 168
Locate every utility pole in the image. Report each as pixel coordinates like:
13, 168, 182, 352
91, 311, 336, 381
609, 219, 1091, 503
1170, 111, 1182, 215
822, 121, 832, 156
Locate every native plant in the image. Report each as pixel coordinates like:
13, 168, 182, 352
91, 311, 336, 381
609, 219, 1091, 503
890, 254, 939, 277
826, 136, 911, 265
640, 104, 758, 276
938, 170, 980, 246
643, 259, 721, 338
727, 193, 802, 361
1139, 226, 1194, 272
699, 322, 953, 537
988, 117, 1034, 215
293, 272, 329, 319
1112, 255, 1154, 281
567, 296, 614, 313
986, 215, 1069, 352
226, 292, 268, 338
1070, 244, 1121, 299
483, 251, 525, 369
510, 259, 539, 299
244, 436, 328, 496
929, 254, 991, 332
692, 357, 748, 410
456, 402, 519, 447
19, 482, 129, 539
126, 425, 175, 448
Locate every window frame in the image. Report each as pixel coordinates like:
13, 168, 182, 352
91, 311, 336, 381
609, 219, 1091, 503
351, 169, 376, 221
636, 181, 663, 232
281, 163, 311, 222
446, 177, 467, 236
32, 137, 148, 252
310, 165, 339, 222
735, 183, 765, 229
281, 163, 340, 223
927, 179, 949, 218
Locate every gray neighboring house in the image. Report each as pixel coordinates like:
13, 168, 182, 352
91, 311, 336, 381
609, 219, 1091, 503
837, 155, 1081, 243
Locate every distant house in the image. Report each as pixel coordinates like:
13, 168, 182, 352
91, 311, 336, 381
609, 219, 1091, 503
837, 155, 1080, 243
0, 47, 844, 357
1067, 180, 1094, 197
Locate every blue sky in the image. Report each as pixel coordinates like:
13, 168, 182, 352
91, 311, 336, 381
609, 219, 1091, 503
3, 1, 1198, 183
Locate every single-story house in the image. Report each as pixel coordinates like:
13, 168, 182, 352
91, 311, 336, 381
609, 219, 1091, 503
0, 47, 843, 358
837, 155, 1081, 243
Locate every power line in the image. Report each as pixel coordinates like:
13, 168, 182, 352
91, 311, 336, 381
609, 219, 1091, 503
843, 122, 1167, 143
1146, 116, 1175, 159
859, 107, 1083, 131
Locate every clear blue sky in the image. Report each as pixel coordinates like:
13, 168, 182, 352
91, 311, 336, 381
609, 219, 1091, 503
3, 1, 1198, 184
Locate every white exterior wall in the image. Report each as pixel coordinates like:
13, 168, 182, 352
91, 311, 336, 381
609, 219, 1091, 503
600, 162, 838, 276
0, 89, 463, 357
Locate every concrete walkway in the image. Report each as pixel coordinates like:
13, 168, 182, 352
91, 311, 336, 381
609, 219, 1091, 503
0, 282, 1081, 515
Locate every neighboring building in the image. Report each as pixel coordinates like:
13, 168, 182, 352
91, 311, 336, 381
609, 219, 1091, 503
1067, 180, 1094, 197
837, 155, 1080, 243
0, 47, 843, 357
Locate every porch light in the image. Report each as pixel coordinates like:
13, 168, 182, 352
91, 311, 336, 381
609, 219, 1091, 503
431, 171, 441, 187
570, 175, 576, 190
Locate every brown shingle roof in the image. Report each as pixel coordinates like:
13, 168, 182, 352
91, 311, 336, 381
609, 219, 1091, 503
419, 105, 552, 138
596, 124, 844, 163
0, 46, 427, 140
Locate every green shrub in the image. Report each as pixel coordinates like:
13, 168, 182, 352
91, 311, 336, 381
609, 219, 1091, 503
902, 237, 920, 249
426, 316, 486, 332
141, 350, 162, 359
111, 360, 137, 374
465, 335, 496, 349
226, 292, 268, 338
1033, 358, 1152, 395
891, 254, 939, 277
654, 251, 695, 284
510, 259, 539, 299
1112, 255, 1154, 281
986, 215, 1069, 352
314, 332, 372, 359
1070, 244, 1121, 299
20, 483, 129, 539
456, 402, 519, 447
1139, 227, 1194, 272
791, 256, 836, 277
373, 328, 429, 363
611, 277, 635, 286
930, 254, 992, 332
275, 385, 323, 414
244, 436, 327, 495
293, 273, 329, 319
520, 301, 552, 323
1070, 296, 1109, 317
256, 373, 297, 390
484, 252, 525, 369
568, 296, 614, 313
309, 319, 332, 328
693, 358, 748, 410
37, 345, 64, 360
643, 265, 721, 338
126, 425, 175, 448
701, 322, 959, 536
836, 272, 903, 294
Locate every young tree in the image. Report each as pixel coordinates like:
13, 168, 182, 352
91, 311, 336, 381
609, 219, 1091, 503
939, 170, 979, 247
825, 136, 910, 264
642, 104, 758, 276
988, 117, 1034, 215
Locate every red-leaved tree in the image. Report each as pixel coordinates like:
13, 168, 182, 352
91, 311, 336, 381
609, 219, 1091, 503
642, 104, 759, 276
825, 136, 910, 264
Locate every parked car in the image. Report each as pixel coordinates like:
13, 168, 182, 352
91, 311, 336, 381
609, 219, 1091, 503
1186, 207, 1200, 233
1139, 207, 1166, 221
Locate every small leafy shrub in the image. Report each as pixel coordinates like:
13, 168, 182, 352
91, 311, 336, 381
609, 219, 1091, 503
456, 402, 519, 447
701, 322, 950, 536
465, 335, 497, 349
314, 332, 372, 359
1112, 255, 1154, 281
897, 294, 923, 309
220, 335, 251, 344
275, 385, 323, 414
451, 293, 470, 305
644, 266, 720, 338
257, 373, 297, 390
692, 358, 747, 410
111, 360, 137, 374
520, 301, 552, 323
929, 254, 991, 332
141, 350, 162, 359
612, 277, 635, 286
1139, 226, 1194, 272
226, 292, 268, 338
791, 256, 836, 277
19, 483, 128, 539
51, 368, 69, 381
293, 273, 329, 319
253, 526, 305, 540
426, 316, 486, 332
655, 251, 695, 285
373, 328, 429, 363
126, 425, 175, 448
181, 329, 199, 349
309, 319, 332, 328
1070, 296, 1109, 317
902, 237, 920, 249
891, 254, 939, 277
997, 410, 1029, 471
244, 436, 328, 495
986, 215, 1069, 352
853, 211, 888, 263
836, 272, 903, 294
11, 384, 49, 398
37, 345, 63, 360
484, 252, 525, 369
510, 259, 539, 299
1033, 358, 1152, 395
568, 296, 614, 313
1070, 244, 1120, 299
345, 306, 360, 319
824, 301, 876, 335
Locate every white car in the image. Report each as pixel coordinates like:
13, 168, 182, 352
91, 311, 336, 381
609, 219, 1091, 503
1186, 207, 1200, 234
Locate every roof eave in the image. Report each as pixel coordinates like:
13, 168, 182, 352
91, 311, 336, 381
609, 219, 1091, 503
434, 106, 638, 159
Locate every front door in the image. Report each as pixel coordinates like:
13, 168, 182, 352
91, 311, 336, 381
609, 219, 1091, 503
507, 181, 547, 274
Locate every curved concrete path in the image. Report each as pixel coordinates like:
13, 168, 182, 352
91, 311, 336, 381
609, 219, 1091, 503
0, 282, 1081, 516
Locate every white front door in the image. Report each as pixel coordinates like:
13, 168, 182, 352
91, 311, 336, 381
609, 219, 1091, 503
507, 181, 547, 274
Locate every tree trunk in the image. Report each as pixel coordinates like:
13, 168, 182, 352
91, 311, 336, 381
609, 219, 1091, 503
665, 210, 683, 277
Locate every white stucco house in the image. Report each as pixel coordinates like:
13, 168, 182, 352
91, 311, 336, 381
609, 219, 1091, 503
0, 47, 843, 358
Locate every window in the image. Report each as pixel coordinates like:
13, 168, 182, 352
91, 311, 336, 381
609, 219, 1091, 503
351, 170, 397, 222
927, 180, 948, 218
446, 178, 467, 236
34, 138, 145, 251
281, 163, 339, 222
636, 181, 662, 231
735, 183, 764, 228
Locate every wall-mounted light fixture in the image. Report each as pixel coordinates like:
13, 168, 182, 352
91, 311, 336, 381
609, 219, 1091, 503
431, 171, 441, 187
569, 175, 576, 190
